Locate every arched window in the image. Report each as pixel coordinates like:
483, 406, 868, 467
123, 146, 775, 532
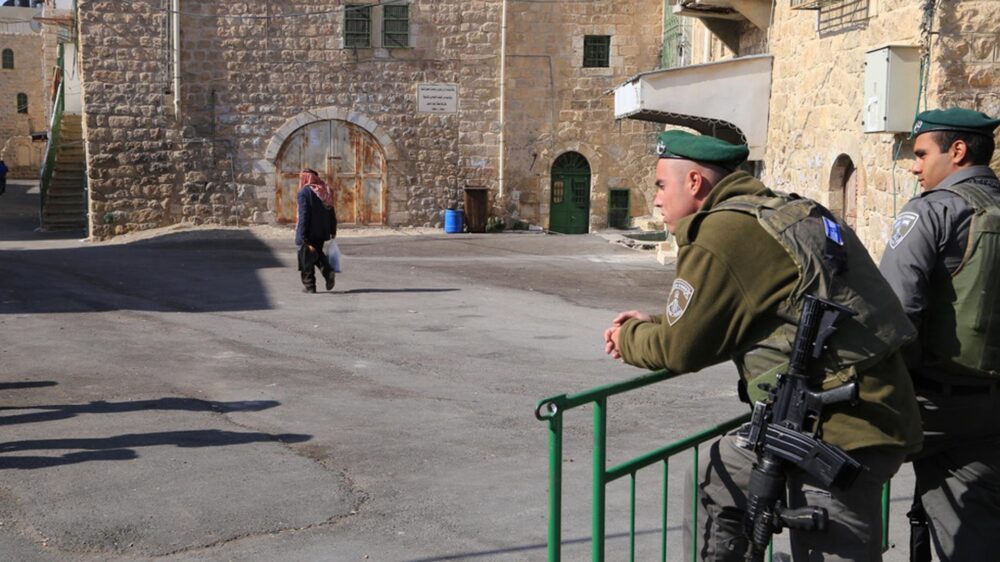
16, 93, 28, 114
1, 49, 13, 69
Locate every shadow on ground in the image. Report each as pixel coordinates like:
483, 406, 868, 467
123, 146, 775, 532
0, 396, 310, 470
1, 181, 285, 314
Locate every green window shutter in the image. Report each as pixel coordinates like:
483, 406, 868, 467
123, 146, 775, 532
345, 5, 371, 48
383, 5, 410, 49
583, 35, 610, 68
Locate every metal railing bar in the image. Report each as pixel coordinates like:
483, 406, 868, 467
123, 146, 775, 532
593, 397, 607, 562
881, 480, 891, 551
692, 445, 700, 562
536, 370, 683, 419
547, 414, 563, 562
661, 460, 669, 562
605, 414, 751, 483
629, 474, 636, 562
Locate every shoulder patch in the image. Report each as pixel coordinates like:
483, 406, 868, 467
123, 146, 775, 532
888, 212, 920, 249
666, 278, 695, 326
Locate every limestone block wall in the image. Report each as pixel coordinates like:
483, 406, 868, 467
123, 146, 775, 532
0, 25, 46, 177
763, 0, 1000, 259
78, 0, 502, 239
928, 0, 1000, 172
503, 0, 664, 229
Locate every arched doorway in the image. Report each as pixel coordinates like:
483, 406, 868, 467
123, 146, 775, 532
829, 154, 857, 228
274, 120, 387, 225
549, 152, 591, 234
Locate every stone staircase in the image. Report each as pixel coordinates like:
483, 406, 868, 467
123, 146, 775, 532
41, 114, 87, 231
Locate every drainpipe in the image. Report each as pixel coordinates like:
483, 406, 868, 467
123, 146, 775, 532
172, 0, 180, 119
498, 0, 507, 199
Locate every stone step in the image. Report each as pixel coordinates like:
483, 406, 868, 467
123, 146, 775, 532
52, 168, 85, 176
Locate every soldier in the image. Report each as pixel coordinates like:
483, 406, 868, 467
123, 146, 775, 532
878, 108, 1000, 561
604, 130, 922, 561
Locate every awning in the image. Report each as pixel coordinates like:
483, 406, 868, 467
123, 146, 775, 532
613, 55, 773, 161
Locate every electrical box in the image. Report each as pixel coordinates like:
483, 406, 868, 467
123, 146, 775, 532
863, 45, 920, 134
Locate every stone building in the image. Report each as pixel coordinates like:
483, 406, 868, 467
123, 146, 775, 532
0, 3, 46, 178
618, 0, 1000, 258
69, 0, 667, 239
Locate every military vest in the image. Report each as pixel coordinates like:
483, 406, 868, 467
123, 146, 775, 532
923, 179, 1000, 378
701, 193, 916, 403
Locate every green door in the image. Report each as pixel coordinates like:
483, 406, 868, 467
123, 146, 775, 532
549, 152, 591, 234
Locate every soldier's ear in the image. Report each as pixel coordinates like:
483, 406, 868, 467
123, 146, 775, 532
949, 139, 969, 165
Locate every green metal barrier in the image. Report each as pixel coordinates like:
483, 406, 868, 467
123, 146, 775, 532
536, 369, 894, 561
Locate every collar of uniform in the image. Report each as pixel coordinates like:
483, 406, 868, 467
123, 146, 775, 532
674, 171, 770, 245
927, 165, 999, 194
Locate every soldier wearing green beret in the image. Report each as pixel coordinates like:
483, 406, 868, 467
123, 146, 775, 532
604, 130, 922, 561
878, 107, 1000, 561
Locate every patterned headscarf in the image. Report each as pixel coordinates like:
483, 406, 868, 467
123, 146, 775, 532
299, 169, 335, 209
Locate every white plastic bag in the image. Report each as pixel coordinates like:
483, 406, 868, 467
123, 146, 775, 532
327, 240, 343, 273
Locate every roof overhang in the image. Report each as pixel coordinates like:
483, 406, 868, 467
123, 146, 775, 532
613, 55, 773, 161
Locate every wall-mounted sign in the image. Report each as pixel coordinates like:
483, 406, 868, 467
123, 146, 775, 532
417, 83, 459, 114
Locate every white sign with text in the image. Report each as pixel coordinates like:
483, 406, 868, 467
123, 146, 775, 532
417, 83, 459, 114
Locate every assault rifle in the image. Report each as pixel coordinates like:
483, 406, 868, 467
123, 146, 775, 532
739, 294, 864, 561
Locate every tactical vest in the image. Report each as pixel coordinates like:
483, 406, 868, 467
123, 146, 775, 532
702, 194, 916, 403
923, 180, 1000, 378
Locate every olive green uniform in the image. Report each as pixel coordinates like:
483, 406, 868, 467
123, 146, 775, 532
879, 167, 1000, 561
618, 172, 922, 561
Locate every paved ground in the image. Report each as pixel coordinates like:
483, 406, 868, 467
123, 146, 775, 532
0, 180, 915, 561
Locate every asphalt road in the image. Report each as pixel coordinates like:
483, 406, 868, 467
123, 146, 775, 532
0, 180, 915, 561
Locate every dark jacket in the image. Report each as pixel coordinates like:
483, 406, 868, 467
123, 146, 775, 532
295, 187, 337, 246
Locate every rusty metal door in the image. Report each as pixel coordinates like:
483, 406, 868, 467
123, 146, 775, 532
275, 120, 387, 225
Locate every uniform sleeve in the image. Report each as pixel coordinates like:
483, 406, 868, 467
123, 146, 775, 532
877, 198, 944, 328
617, 244, 757, 373
295, 189, 309, 247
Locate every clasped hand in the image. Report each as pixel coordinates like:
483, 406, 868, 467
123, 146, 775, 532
603, 310, 652, 360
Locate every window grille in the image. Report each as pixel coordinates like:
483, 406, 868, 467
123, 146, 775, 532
2, 49, 13, 69
608, 189, 630, 229
345, 4, 372, 48
583, 35, 611, 68
790, 0, 839, 9
17, 93, 28, 114
383, 4, 410, 49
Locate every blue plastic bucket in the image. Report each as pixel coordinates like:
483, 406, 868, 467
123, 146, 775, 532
444, 209, 464, 233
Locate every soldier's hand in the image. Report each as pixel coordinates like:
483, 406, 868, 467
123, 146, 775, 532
603, 325, 623, 360
611, 310, 653, 326
604, 311, 652, 361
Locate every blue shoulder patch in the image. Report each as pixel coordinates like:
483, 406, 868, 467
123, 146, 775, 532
822, 216, 844, 246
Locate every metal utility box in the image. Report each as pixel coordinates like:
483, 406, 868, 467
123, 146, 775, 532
863, 45, 921, 133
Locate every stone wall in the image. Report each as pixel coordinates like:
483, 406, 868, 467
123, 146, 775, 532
76, 0, 669, 239
502, 0, 664, 229
78, 0, 502, 238
0, 12, 46, 178
760, 0, 998, 259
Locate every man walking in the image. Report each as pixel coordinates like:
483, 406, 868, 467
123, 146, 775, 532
295, 168, 338, 293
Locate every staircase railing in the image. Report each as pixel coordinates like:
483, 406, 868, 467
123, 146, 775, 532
39, 43, 65, 224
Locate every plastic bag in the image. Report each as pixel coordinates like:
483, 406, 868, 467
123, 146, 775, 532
327, 241, 343, 273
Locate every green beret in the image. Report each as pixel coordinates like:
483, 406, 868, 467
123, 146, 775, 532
655, 130, 749, 169
911, 108, 1000, 138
